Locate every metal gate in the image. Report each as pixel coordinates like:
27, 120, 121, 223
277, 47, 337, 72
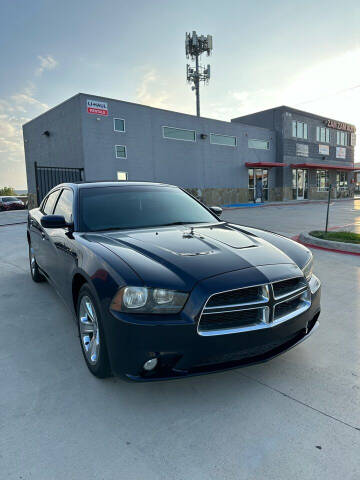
35, 162, 84, 204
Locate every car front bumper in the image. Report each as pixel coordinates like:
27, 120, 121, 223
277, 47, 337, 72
103, 269, 321, 381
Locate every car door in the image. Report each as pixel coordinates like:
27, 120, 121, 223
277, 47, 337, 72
52, 188, 77, 298
35, 189, 61, 277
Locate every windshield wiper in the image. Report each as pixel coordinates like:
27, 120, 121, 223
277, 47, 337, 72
155, 221, 196, 227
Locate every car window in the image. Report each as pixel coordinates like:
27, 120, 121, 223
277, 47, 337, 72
79, 186, 218, 232
43, 190, 60, 215
54, 189, 73, 223
2, 197, 18, 202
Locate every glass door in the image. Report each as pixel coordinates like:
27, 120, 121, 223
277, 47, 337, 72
297, 169, 305, 200
248, 168, 269, 201
292, 169, 308, 200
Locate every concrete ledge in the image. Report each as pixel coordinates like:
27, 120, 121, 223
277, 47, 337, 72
298, 232, 360, 255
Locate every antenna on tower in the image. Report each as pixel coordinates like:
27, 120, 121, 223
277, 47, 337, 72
185, 31, 213, 117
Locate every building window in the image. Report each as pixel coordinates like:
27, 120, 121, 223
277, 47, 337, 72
336, 171, 348, 190
292, 120, 308, 139
114, 118, 125, 132
115, 145, 127, 158
117, 171, 128, 181
336, 131, 348, 146
248, 139, 270, 150
316, 170, 329, 191
163, 126, 196, 142
210, 133, 236, 147
316, 126, 330, 143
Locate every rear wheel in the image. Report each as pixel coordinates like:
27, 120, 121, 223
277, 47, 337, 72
77, 285, 111, 378
29, 243, 45, 282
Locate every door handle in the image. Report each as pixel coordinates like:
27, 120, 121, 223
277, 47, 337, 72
41, 231, 46, 240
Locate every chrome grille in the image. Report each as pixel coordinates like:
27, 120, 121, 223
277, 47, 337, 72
272, 277, 307, 300
206, 286, 267, 308
198, 276, 310, 336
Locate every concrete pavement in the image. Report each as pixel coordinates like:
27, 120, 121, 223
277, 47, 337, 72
1, 202, 360, 479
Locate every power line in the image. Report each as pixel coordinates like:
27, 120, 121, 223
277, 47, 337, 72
296, 83, 360, 107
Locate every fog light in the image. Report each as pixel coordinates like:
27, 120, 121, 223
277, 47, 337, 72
143, 358, 158, 371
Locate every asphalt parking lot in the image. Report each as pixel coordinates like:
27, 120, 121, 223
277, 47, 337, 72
1, 201, 360, 479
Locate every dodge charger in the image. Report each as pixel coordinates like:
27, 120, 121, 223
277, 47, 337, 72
27, 182, 321, 380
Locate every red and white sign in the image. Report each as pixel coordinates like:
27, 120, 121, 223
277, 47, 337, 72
87, 99, 108, 116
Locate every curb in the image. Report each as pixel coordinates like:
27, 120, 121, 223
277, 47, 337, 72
0, 221, 27, 228
223, 197, 360, 210
296, 232, 360, 256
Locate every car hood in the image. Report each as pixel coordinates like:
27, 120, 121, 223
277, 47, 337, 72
89, 223, 297, 291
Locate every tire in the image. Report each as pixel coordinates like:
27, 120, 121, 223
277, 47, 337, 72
29, 243, 45, 282
77, 284, 111, 378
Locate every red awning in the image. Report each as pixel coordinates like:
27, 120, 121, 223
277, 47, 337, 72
245, 162, 288, 168
290, 163, 354, 171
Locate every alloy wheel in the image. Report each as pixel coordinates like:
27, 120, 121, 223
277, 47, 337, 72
29, 246, 36, 277
79, 295, 100, 365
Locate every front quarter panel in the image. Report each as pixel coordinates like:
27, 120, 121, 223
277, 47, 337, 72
69, 233, 143, 314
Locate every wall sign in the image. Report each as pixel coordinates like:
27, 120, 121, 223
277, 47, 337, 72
87, 99, 108, 116
296, 143, 309, 157
319, 144, 329, 155
336, 146, 346, 159
326, 119, 355, 133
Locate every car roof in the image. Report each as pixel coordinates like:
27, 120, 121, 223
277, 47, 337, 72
53, 181, 177, 190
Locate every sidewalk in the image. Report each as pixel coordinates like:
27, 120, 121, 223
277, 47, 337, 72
223, 197, 360, 210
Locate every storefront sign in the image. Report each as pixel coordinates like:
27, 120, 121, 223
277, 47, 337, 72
87, 99, 108, 116
296, 143, 309, 157
336, 146, 346, 159
326, 119, 355, 133
319, 144, 329, 155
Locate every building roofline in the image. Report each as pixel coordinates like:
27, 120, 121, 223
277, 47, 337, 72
232, 104, 356, 129
22, 93, 81, 127
23, 92, 273, 133
81, 93, 275, 131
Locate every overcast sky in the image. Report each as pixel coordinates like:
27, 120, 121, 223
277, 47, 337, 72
1, 0, 360, 189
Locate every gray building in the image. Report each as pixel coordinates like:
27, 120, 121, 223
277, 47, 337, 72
233, 106, 356, 201
23, 94, 356, 207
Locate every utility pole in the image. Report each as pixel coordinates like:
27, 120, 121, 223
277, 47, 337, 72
185, 31, 213, 117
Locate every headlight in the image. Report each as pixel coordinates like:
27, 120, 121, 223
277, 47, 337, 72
302, 255, 321, 293
302, 256, 313, 281
110, 286, 189, 314
308, 274, 321, 294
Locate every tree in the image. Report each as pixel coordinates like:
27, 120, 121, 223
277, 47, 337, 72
0, 187, 16, 196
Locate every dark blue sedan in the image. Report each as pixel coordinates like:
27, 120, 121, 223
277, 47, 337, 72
27, 182, 321, 380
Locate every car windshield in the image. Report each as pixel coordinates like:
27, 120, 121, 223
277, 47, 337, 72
2, 197, 18, 202
79, 186, 219, 232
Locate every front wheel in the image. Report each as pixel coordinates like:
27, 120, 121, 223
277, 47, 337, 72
77, 285, 111, 378
29, 243, 45, 282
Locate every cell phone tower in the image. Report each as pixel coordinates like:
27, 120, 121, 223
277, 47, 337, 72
185, 31, 213, 117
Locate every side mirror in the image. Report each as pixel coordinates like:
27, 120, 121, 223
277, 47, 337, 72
209, 206, 223, 216
41, 214, 69, 229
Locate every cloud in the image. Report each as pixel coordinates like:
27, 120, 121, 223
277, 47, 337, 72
218, 47, 360, 123
11, 93, 48, 111
0, 55, 56, 188
136, 69, 171, 109
35, 55, 58, 76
